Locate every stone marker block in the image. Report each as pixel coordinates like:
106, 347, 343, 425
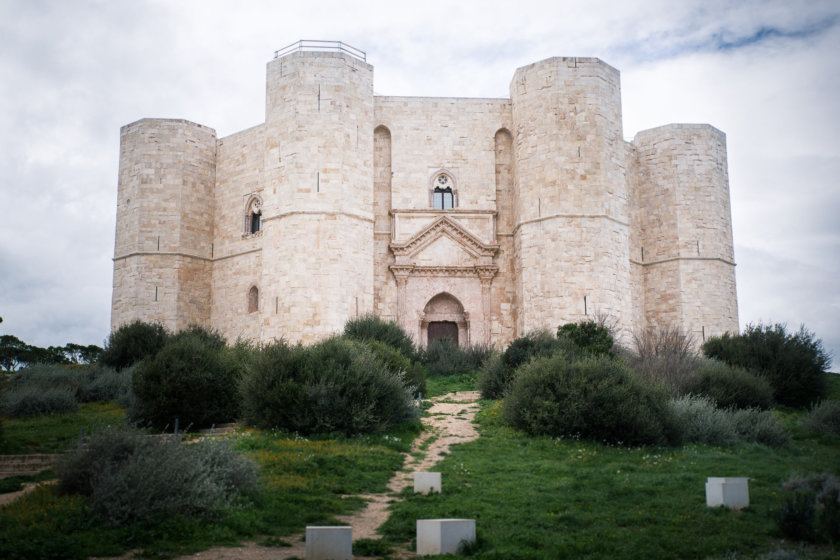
417, 519, 476, 555
706, 477, 749, 509
414, 471, 442, 494
305, 526, 351, 560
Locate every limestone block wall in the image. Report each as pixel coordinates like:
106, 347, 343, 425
633, 123, 738, 341
511, 57, 631, 336
260, 51, 375, 343
111, 119, 216, 332
210, 124, 265, 341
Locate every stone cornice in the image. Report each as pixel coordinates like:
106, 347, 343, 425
390, 215, 499, 259
389, 264, 499, 278
629, 256, 736, 267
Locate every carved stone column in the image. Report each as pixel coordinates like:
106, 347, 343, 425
390, 265, 413, 333
477, 266, 498, 344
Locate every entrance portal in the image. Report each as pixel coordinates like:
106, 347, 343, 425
428, 321, 459, 345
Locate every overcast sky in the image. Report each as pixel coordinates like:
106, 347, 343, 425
1, 0, 838, 368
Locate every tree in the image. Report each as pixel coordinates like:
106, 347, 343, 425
0, 335, 30, 371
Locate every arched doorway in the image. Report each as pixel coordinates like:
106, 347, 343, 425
421, 293, 468, 347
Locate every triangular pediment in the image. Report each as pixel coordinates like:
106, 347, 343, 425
390, 216, 498, 259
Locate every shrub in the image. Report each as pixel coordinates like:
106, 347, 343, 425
421, 338, 473, 377
343, 313, 416, 360
776, 473, 840, 543
503, 353, 678, 446
1, 384, 79, 417
669, 395, 737, 446
78, 365, 132, 403
628, 325, 701, 396
131, 327, 239, 430
478, 353, 512, 399
364, 339, 425, 397
557, 321, 614, 356
502, 329, 566, 369
55, 428, 258, 526
240, 337, 416, 435
99, 320, 169, 371
669, 395, 788, 447
681, 359, 774, 410
702, 323, 830, 408
801, 399, 840, 436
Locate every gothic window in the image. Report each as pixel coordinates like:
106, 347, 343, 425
248, 286, 259, 313
245, 196, 262, 235
432, 173, 454, 210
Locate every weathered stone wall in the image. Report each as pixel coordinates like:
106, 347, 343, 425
112, 119, 216, 333
511, 57, 632, 338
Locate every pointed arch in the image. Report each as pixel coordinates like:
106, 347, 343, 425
247, 285, 259, 313
421, 292, 468, 347
244, 194, 263, 235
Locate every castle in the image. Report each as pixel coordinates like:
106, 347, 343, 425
111, 41, 738, 348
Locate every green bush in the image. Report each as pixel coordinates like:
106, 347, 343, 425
669, 395, 788, 447
628, 326, 701, 397
702, 323, 830, 408
55, 428, 257, 526
99, 320, 169, 371
777, 473, 840, 543
503, 353, 678, 446
502, 329, 566, 369
478, 353, 512, 399
131, 327, 239, 430
363, 339, 425, 397
343, 313, 416, 360
681, 359, 774, 410
239, 337, 416, 435
669, 395, 736, 445
801, 399, 840, 436
1, 385, 79, 417
421, 338, 472, 377
557, 321, 614, 356
78, 365, 132, 403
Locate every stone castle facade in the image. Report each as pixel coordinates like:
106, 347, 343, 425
111, 41, 738, 348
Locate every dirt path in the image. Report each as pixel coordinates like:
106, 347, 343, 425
173, 390, 481, 560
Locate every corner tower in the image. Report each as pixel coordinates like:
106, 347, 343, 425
633, 124, 738, 341
259, 44, 375, 342
111, 119, 217, 332
510, 58, 631, 336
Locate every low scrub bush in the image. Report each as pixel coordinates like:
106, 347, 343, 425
702, 323, 830, 407
131, 327, 239, 430
1, 384, 79, 417
503, 353, 678, 446
240, 337, 416, 435
478, 353, 512, 399
364, 339, 425, 397
628, 325, 700, 396
343, 313, 416, 360
681, 359, 774, 410
669, 395, 788, 447
99, 320, 169, 371
776, 472, 840, 543
801, 399, 840, 436
557, 321, 614, 356
421, 338, 493, 377
55, 428, 258, 526
78, 365, 132, 403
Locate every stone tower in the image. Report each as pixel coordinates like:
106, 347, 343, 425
258, 48, 375, 341
111, 119, 217, 333
632, 124, 738, 342
510, 58, 632, 337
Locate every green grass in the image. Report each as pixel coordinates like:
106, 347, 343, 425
424, 372, 478, 397
0, 421, 420, 559
379, 401, 840, 559
0, 469, 55, 495
0, 402, 126, 454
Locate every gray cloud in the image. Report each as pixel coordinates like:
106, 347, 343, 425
1, 0, 837, 368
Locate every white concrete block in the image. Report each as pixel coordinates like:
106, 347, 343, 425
305, 526, 352, 560
417, 519, 476, 555
706, 477, 749, 509
414, 471, 442, 494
